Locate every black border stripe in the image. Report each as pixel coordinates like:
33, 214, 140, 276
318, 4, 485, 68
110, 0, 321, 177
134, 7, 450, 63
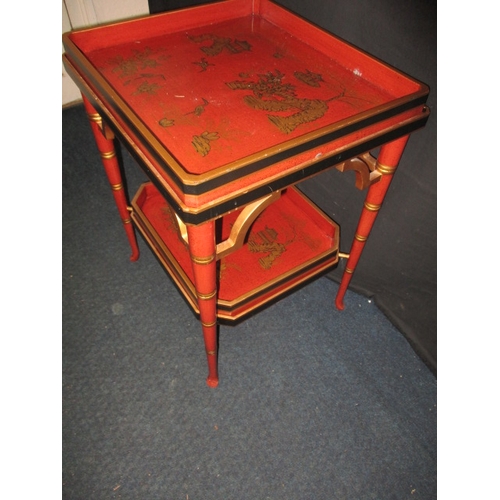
107, 90, 427, 195
124, 112, 429, 225
65, 51, 428, 199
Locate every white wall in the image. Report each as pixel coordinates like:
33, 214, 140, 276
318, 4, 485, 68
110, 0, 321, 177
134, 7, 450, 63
62, 0, 149, 106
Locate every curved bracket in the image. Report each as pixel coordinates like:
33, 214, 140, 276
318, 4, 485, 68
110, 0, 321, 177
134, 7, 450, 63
174, 191, 282, 260
335, 152, 381, 190
216, 191, 281, 260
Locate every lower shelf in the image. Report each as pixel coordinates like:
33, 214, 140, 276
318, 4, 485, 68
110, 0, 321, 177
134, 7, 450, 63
131, 182, 340, 321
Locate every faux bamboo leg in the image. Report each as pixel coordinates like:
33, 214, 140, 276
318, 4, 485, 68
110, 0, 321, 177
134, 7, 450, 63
335, 135, 410, 310
82, 95, 140, 261
186, 221, 219, 387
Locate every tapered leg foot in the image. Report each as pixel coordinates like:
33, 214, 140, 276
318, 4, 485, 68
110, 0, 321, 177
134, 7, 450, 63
335, 295, 345, 311
206, 376, 219, 388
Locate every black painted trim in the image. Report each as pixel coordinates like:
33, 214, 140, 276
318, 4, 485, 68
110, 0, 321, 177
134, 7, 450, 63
137, 111, 429, 224
104, 91, 428, 197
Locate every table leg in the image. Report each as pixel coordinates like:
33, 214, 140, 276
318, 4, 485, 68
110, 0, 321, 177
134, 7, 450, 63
82, 95, 140, 262
335, 135, 410, 310
187, 221, 219, 387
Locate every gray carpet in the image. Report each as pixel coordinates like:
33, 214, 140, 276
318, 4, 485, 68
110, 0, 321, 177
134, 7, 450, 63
62, 104, 436, 499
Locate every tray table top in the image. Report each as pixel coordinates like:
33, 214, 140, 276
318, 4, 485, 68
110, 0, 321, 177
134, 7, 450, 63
63, 0, 429, 221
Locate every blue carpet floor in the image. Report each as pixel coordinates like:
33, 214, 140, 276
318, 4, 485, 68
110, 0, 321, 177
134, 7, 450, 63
62, 104, 436, 499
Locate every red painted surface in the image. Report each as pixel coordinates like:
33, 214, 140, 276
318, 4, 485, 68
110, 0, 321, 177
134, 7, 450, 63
81, 16, 400, 176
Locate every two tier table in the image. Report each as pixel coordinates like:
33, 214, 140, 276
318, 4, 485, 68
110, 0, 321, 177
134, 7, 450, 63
63, 0, 430, 387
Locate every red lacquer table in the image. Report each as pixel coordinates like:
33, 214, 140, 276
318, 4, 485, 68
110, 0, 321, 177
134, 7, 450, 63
63, 0, 429, 387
